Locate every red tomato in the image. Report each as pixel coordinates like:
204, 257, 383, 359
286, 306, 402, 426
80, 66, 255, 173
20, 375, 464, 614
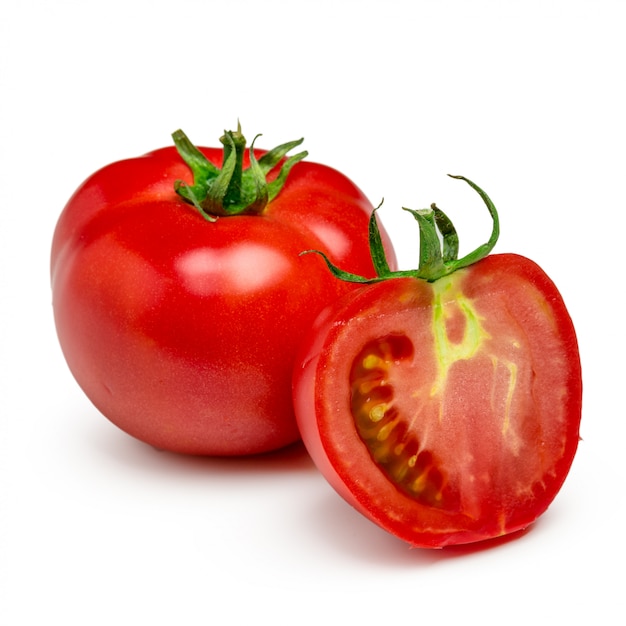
51, 126, 396, 456
293, 177, 582, 548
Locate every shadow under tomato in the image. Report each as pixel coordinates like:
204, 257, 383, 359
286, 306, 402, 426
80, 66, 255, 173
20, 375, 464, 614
87, 416, 317, 478
85, 416, 537, 564
153, 439, 317, 475
304, 487, 536, 567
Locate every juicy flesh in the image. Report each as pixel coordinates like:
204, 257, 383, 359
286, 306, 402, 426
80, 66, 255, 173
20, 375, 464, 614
337, 261, 580, 541
348, 279, 528, 515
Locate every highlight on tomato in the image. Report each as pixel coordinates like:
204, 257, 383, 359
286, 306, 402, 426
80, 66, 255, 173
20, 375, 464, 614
51, 124, 396, 456
293, 176, 582, 548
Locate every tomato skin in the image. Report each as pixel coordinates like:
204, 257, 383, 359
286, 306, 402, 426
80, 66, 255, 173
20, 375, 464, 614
51, 145, 396, 456
293, 253, 582, 547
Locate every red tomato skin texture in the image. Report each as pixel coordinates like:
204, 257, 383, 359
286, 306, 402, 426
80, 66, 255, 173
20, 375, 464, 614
51, 146, 396, 456
293, 254, 582, 547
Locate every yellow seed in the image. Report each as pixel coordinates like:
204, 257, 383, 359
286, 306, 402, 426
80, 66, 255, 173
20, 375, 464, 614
392, 465, 409, 482
362, 354, 381, 370
377, 418, 398, 441
369, 404, 387, 422
410, 474, 427, 493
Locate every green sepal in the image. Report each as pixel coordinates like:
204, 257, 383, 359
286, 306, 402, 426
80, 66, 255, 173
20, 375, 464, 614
446, 175, 500, 272
404, 207, 446, 281
302, 175, 500, 284
300, 250, 383, 284
431, 203, 459, 263
172, 124, 308, 221
369, 203, 392, 276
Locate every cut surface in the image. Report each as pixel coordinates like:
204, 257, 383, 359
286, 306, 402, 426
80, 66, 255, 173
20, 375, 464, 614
298, 254, 582, 547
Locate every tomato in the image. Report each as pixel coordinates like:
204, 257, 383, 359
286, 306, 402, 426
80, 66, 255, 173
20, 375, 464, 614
293, 176, 582, 548
51, 125, 396, 456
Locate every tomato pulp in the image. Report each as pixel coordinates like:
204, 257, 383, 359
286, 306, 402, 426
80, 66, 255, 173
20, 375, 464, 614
51, 127, 396, 455
293, 178, 582, 547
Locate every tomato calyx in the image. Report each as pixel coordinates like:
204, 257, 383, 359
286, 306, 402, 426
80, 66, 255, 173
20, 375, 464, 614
303, 175, 500, 283
172, 122, 308, 221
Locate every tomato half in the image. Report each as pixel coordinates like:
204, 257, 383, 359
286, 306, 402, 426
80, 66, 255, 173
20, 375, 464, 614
293, 178, 582, 548
51, 126, 396, 456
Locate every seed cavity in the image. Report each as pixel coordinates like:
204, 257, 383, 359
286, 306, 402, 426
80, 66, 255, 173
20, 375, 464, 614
350, 334, 460, 511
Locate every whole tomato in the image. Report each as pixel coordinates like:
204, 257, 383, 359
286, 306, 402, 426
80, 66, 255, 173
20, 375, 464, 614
293, 176, 582, 547
51, 125, 396, 456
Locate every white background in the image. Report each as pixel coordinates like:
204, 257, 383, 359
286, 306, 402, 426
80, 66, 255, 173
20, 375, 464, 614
1, 1, 624, 623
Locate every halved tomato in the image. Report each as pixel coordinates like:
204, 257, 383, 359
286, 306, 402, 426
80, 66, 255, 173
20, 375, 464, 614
293, 177, 582, 548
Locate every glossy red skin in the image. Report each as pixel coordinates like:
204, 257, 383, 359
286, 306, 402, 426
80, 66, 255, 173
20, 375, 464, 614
293, 254, 582, 548
51, 145, 396, 455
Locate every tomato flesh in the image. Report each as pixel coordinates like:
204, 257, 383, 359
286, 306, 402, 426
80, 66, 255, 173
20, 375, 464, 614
294, 253, 582, 547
